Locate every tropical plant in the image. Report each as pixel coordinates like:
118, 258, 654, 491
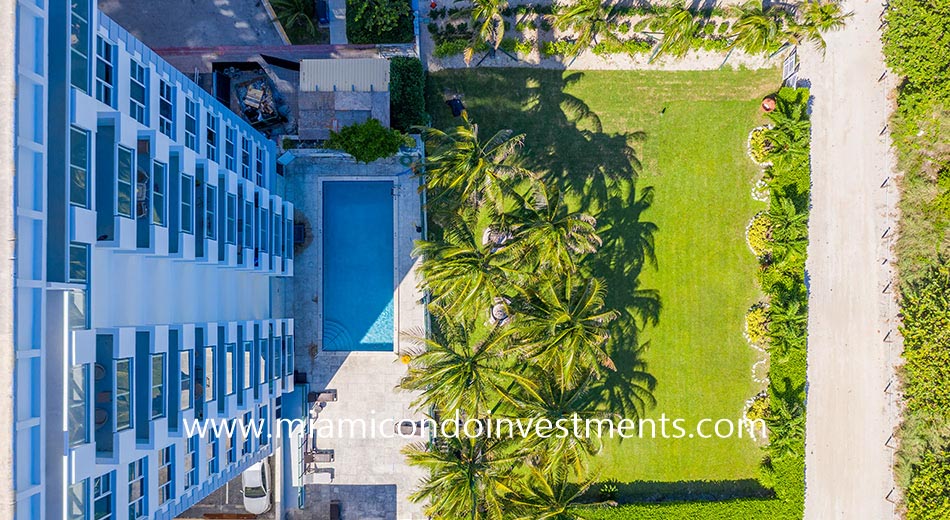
413, 210, 526, 318
767, 297, 807, 360
271, 0, 316, 35
347, 0, 414, 44
464, 0, 509, 63
511, 275, 619, 385
729, 1, 785, 55
746, 211, 772, 257
550, 0, 623, 57
648, 2, 702, 58
325, 118, 409, 163
784, 1, 851, 53
510, 183, 602, 276
766, 381, 806, 459
883, 0, 950, 102
404, 435, 519, 519
400, 322, 534, 417
500, 464, 598, 519
745, 302, 770, 346
768, 197, 808, 263
423, 116, 531, 210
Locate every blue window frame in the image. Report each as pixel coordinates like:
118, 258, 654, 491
70, 0, 90, 92
152, 161, 167, 226
151, 354, 165, 419
207, 437, 219, 475
94, 37, 114, 106
206, 184, 217, 240
116, 146, 134, 218
242, 341, 252, 389
206, 112, 219, 161
159, 80, 175, 138
185, 98, 199, 151
255, 147, 265, 186
129, 60, 147, 124
185, 436, 199, 490
158, 445, 174, 504
272, 336, 281, 381
128, 458, 147, 519
180, 350, 193, 411
242, 412, 252, 455
70, 126, 90, 207
67, 479, 87, 520
69, 242, 89, 284
285, 336, 294, 377
225, 126, 237, 172
68, 364, 89, 446
226, 194, 237, 245
226, 419, 237, 463
92, 472, 113, 520
259, 405, 269, 446
204, 345, 216, 403
115, 358, 132, 431
241, 138, 251, 179
225, 343, 235, 395
181, 174, 194, 234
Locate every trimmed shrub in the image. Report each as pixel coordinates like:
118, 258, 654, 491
434, 39, 468, 58
746, 303, 770, 347
390, 57, 426, 132
325, 119, 409, 163
749, 127, 772, 164
346, 0, 414, 44
906, 451, 950, 519
746, 392, 770, 423
746, 212, 772, 257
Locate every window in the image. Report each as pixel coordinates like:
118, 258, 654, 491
115, 359, 132, 431
68, 289, 88, 330
184, 98, 198, 151
273, 212, 282, 257
243, 341, 252, 389
70, 0, 90, 92
240, 138, 251, 179
159, 80, 175, 138
259, 207, 268, 254
225, 343, 235, 395
285, 336, 294, 377
129, 60, 147, 124
226, 194, 236, 245
92, 472, 113, 520
128, 458, 147, 520
245, 202, 254, 250
116, 146, 134, 217
70, 126, 89, 207
67, 479, 87, 520
185, 436, 199, 490
149, 354, 165, 419
158, 445, 174, 504
207, 437, 219, 475
180, 350, 192, 411
286, 219, 294, 260
242, 412, 252, 455
68, 365, 88, 446
206, 185, 217, 240
255, 147, 265, 186
152, 161, 166, 226
259, 405, 269, 446
225, 420, 236, 464
94, 37, 114, 106
180, 174, 194, 234
69, 242, 88, 284
225, 126, 237, 171
272, 336, 281, 381
206, 112, 219, 161
258, 338, 266, 385
204, 345, 215, 402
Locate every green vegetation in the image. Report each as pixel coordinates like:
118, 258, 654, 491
390, 57, 427, 132
346, 0, 414, 44
884, 0, 950, 513
325, 119, 409, 163
427, 0, 849, 60
271, 0, 329, 44
411, 68, 811, 517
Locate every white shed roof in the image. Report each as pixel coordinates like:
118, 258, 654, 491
299, 58, 390, 93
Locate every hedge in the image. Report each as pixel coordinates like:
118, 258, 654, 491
346, 0, 414, 44
390, 57, 426, 132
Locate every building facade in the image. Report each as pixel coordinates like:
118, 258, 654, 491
12, 1, 295, 518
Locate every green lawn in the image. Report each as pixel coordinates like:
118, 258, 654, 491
427, 68, 780, 496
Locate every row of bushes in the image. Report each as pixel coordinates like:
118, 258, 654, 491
883, 0, 950, 516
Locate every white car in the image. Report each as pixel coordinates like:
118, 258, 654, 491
242, 459, 272, 515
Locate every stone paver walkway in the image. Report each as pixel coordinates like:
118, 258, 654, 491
329, 0, 348, 45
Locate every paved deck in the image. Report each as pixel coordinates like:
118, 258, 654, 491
329, 0, 348, 44
99, 0, 284, 48
287, 148, 427, 520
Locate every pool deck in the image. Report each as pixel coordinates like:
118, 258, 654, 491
286, 147, 427, 520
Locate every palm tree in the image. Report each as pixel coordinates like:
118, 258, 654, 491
423, 116, 531, 211
768, 197, 808, 262
648, 2, 702, 58
400, 322, 536, 417
510, 183, 602, 276
511, 275, 619, 386
500, 464, 597, 520
405, 435, 519, 519
413, 210, 526, 318
506, 373, 608, 475
784, 1, 851, 53
767, 297, 807, 360
585, 341, 657, 423
551, 0, 623, 58
464, 0, 509, 64
271, 0, 316, 35
729, 1, 785, 56
766, 380, 806, 459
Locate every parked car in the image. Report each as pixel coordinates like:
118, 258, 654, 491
242, 459, 272, 514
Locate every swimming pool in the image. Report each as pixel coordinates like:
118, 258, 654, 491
322, 181, 394, 351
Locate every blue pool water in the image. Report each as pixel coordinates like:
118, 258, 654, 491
322, 181, 394, 351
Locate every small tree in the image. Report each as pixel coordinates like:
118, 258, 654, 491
325, 119, 408, 163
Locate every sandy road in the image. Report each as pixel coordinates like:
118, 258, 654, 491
800, 0, 901, 518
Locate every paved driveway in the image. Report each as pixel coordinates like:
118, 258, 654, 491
98, 0, 285, 48
800, 0, 901, 518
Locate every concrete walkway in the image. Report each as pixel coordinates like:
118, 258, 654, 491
329, 0, 348, 44
799, 0, 901, 518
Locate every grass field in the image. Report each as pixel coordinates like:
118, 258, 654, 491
426, 68, 781, 495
